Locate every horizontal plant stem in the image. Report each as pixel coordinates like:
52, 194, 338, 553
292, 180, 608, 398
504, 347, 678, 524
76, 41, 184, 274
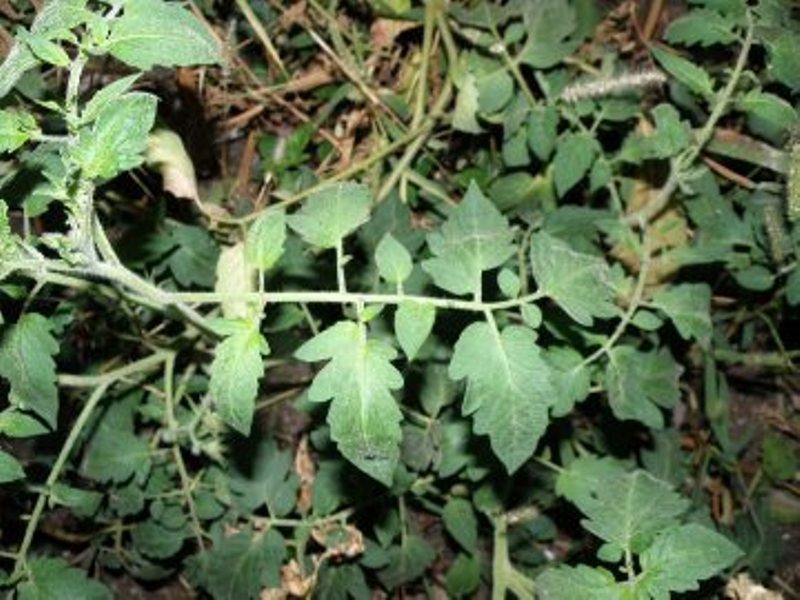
58, 352, 170, 388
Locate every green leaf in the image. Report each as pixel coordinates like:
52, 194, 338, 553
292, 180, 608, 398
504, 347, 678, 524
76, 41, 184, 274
215, 242, 256, 320
0, 109, 39, 153
377, 534, 436, 589
452, 73, 483, 133
191, 528, 285, 600
288, 182, 371, 249
762, 433, 798, 481
527, 105, 559, 161
571, 468, 690, 559
107, 0, 221, 70
422, 181, 515, 297
651, 46, 715, 99
0, 449, 24, 483
0, 408, 48, 438
394, 301, 435, 361
0, 313, 59, 428
519, 0, 579, 69
245, 209, 286, 271
81, 393, 151, 483
49, 483, 102, 518
131, 520, 186, 559
620, 104, 691, 163
165, 222, 220, 288
449, 323, 557, 472
638, 524, 743, 598
556, 456, 628, 508
16, 557, 112, 600
737, 89, 799, 143
18, 30, 70, 67
650, 283, 713, 347
766, 31, 800, 91
71, 92, 157, 180
229, 437, 300, 516
209, 320, 269, 436
295, 320, 403, 484
605, 347, 682, 428
317, 563, 371, 600
80, 74, 141, 125
442, 497, 478, 553
544, 346, 590, 417
445, 553, 481, 597
530, 232, 616, 326
553, 132, 599, 197
536, 565, 623, 600
664, 9, 738, 46
375, 233, 413, 285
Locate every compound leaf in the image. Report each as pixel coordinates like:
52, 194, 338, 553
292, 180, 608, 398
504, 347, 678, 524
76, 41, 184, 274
209, 320, 269, 436
638, 524, 743, 599
422, 181, 515, 297
605, 347, 682, 428
107, 0, 221, 70
295, 321, 403, 484
16, 557, 112, 600
650, 283, 713, 347
449, 323, 557, 472
0, 313, 59, 428
288, 182, 371, 249
530, 232, 616, 326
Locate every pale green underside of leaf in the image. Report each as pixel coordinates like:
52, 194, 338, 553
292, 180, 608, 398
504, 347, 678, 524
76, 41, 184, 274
637, 523, 743, 599
395, 301, 436, 361
605, 346, 682, 429
209, 322, 268, 436
107, 0, 222, 70
17, 557, 112, 600
295, 320, 403, 484
288, 182, 371, 249
245, 209, 286, 271
650, 283, 713, 347
536, 564, 622, 600
530, 231, 616, 326
70, 92, 157, 180
375, 233, 413, 284
422, 181, 515, 296
449, 322, 557, 472
0, 313, 59, 428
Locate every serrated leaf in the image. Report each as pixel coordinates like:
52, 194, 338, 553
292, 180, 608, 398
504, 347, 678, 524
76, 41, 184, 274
131, 520, 186, 559
638, 524, 743, 598
0, 109, 39, 153
71, 92, 157, 180
295, 321, 403, 484
571, 468, 690, 558
651, 46, 714, 99
16, 557, 112, 600
453, 72, 483, 133
0, 408, 48, 438
544, 346, 590, 417
605, 346, 682, 428
209, 320, 268, 436
165, 222, 220, 288
375, 233, 412, 284
107, 0, 221, 70
527, 105, 559, 161
449, 323, 557, 472
245, 209, 286, 271
0, 449, 24, 483
650, 283, 712, 347
422, 181, 515, 297
49, 483, 102, 518
81, 74, 141, 125
81, 394, 151, 483
621, 104, 691, 163
229, 437, 300, 516
553, 132, 599, 196
191, 528, 285, 600
377, 534, 436, 589
288, 182, 371, 249
395, 301, 435, 361
664, 9, 737, 47
442, 497, 478, 553
556, 456, 629, 508
737, 89, 799, 143
0, 313, 59, 428
530, 232, 616, 326
536, 565, 623, 600
519, 0, 579, 69
766, 31, 800, 92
